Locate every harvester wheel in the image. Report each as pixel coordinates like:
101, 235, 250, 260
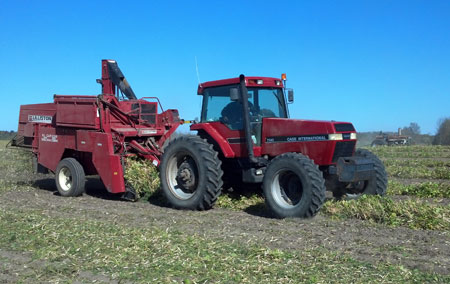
263, 153, 326, 218
159, 135, 223, 210
55, 158, 86, 197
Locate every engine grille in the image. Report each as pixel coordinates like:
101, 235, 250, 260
334, 123, 355, 132
332, 141, 356, 163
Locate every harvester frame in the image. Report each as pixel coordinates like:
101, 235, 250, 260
13, 60, 181, 199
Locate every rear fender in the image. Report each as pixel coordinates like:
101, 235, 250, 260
191, 123, 235, 158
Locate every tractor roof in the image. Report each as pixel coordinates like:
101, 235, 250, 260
197, 76, 284, 94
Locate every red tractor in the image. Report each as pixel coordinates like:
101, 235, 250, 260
159, 75, 388, 218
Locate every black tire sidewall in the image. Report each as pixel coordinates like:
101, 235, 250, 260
263, 154, 322, 218
160, 137, 213, 209
55, 158, 85, 197
355, 149, 387, 195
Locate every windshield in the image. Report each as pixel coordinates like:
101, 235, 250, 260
201, 85, 287, 125
247, 87, 287, 119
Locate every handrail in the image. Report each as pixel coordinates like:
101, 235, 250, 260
141, 97, 164, 112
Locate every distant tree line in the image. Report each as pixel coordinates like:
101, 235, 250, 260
401, 122, 420, 136
0, 131, 16, 140
433, 118, 450, 145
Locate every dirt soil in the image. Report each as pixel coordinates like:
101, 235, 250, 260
1, 173, 449, 278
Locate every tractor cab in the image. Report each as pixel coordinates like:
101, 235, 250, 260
198, 76, 289, 146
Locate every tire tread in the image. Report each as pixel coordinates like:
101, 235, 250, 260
263, 152, 326, 218
160, 135, 223, 211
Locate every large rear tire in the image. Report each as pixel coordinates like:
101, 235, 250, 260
159, 136, 223, 210
55, 158, 86, 197
263, 153, 326, 218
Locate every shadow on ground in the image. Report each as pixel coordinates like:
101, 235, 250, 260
30, 175, 276, 217
32, 176, 122, 201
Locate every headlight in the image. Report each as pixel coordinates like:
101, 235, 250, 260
328, 133, 343, 140
350, 133, 357, 140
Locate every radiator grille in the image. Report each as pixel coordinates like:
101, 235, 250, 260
332, 141, 356, 162
334, 123, 355, 132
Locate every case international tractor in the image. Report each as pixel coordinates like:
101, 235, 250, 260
13, 60, 387, 218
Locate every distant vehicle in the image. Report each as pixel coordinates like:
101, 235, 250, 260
371, 129, 412, 146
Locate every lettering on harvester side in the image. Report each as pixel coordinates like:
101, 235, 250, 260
41, 134, 58, 142
28, 115, 52, 124
266, 134, 328, 143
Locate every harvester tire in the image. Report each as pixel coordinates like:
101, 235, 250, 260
353, 149, 387, 196
55, 158, 86, 197
159, 135, 223, 210
263, 153, 326, 218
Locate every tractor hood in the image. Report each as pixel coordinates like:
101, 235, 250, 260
261, 118, 357, 165
262, 118, 355, 140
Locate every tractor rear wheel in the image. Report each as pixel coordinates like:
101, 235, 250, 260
55, 158, 86, 197
263, 153, 326, 218
159, 136, 223, 210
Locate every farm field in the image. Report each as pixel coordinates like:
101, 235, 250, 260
0, 141, 449, 283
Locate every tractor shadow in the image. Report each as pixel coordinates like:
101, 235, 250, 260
32, 176, 123, 201
222, 186, 275, 218
31, 175, 170, 206
144, 190, 171, 208
243, 203, 274, 218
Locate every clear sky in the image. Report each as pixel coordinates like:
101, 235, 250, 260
1, 0, 449, 134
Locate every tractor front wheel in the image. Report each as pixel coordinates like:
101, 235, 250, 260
55, 158, 86, 197
352, 149, 387, 196
159, 136, 223, 210
332, 149, 388, 198
263, 153, 326, 218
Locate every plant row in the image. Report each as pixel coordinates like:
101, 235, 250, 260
0, 209, 446, 283
385, 164, 450, 180
369, 145, 450, 159
387, 180, 450, 198
322, 195, 449, 231
383, 158, 450, 168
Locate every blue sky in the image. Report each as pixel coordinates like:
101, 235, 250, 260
1, 0, 449, 134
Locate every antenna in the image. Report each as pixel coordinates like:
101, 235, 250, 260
195, 56, 202, 87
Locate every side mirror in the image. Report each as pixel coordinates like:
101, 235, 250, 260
287, 89, 294, 103
230, 87, 239, 101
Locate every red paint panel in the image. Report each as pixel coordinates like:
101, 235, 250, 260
197, 76, 284, 94
91, 133, 125, 193
191, 122, 263, 158
262, 118, 337, 165
55, 96, 99, 129
17, 103, 56, 137
37, 126, 66, 171
191, 123, 236, 157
